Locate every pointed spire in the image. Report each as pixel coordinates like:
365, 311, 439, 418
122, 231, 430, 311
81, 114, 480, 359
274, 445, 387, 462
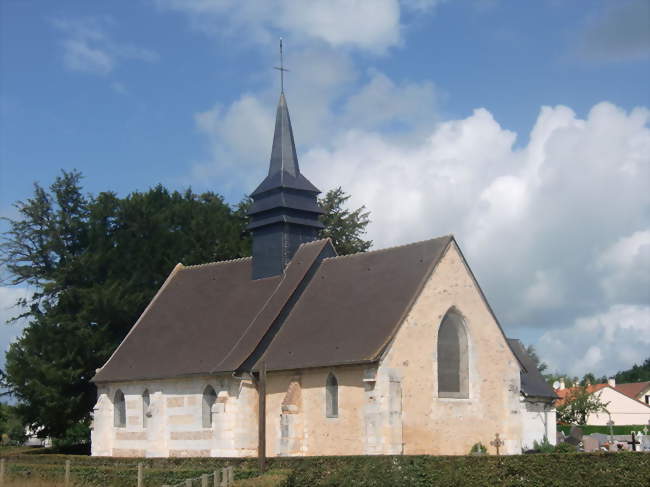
269, 93, 299, 177
250, 92, 319, 196
247, 40, 324, 279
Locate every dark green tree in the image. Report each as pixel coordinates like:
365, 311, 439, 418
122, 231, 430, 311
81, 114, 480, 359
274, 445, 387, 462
1, 171, 248, 438
615, 358, 650, 383
524, 344, 548, 373
318, 187, 372, 255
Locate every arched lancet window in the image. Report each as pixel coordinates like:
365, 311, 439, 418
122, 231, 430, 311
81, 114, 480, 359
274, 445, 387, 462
142, 390, 150, 428
437, 310, 469, 398
114, 390, 126, 428
202, 385, 217, 428
326, 373, 338, 418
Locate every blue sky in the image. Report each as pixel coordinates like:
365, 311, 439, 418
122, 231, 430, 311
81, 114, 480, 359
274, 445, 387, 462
1, 0, 649, 378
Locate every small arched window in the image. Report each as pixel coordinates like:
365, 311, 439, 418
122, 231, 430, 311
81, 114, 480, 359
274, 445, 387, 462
114, 390, 126, 428
142, 390, 150, 428
326, 373, 338, 418
437, 311, 469, 398
202, 386, 217, 428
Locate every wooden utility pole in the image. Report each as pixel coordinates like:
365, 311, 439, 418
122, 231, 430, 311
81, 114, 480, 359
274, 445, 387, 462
258, 361, 267, 472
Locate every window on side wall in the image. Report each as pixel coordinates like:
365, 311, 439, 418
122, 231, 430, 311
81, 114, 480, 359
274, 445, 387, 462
114, 390, 126, 428
437, 310, 469, 399
202, 386, 217, 428
142, 390, 150, 428
326, 373, 338, 418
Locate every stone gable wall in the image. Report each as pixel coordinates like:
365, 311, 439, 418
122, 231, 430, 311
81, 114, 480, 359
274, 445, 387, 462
378, 242, 523, 455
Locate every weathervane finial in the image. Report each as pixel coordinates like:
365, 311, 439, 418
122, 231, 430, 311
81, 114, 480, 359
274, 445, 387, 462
274, 38, 289, 93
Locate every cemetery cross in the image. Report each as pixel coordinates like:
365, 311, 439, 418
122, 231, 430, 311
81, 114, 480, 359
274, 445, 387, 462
627, 432, 640, 452
490, 433, 504, 456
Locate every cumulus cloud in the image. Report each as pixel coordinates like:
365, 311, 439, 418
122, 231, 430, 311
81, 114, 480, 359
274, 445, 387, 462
304, 102, 650, 333
52, 17, 158, 75
577, 0, 650, 62
155, 0, 443, 53
538, 305, 650, 377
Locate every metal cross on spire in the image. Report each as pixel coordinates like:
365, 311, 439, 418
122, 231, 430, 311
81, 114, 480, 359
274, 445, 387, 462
274, 38, 289, 93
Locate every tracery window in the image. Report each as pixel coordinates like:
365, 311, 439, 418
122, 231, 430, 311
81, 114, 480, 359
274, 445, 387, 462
437, 310, 469, 398
326, 373, 339, 418
202, 385, 217, 428
114, 390, 126, 428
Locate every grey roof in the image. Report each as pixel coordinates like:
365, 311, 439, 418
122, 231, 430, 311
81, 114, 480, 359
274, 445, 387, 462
94, 241, 333, 383
250, 93, 320, 197
93, 236, 457, 383
507, 338, 557, 400
255, 236, 452, 371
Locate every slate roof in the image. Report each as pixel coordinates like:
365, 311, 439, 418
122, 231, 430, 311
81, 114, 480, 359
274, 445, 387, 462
507, 339, 557, 400
94, 236, 455, 383
257, 237, 452, 371
250, 93, 319, 197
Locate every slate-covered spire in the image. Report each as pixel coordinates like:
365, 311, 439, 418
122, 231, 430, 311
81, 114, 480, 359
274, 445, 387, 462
247, 92, 324, 280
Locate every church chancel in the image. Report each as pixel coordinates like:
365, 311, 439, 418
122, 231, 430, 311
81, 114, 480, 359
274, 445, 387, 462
91, 49, 555, 457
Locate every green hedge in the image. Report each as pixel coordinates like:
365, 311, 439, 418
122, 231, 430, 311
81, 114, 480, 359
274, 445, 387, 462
280, 454, 647, 487
0, 453, 645, 486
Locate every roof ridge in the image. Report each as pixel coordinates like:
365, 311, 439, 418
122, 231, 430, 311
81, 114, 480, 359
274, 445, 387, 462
182, 256, 252, 269
322, 234, 453, 262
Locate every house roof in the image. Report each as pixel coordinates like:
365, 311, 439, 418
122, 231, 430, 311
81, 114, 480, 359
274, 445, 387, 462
506, 339, 557, 400
94, 236, 455, 383
615, 381, 650, 400
554, 384, 608, 406
255, 236, 452, 371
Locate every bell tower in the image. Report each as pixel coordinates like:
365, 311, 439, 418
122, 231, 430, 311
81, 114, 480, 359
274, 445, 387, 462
247, 43, 324, 280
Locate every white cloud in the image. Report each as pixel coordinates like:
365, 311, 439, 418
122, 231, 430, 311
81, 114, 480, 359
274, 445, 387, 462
156, 0, 444, 53
597, 230, 650, 302
300, 101, 649, 339
342, 70, 439, 131
53, 17, 158, 75
538, 305, 650, 377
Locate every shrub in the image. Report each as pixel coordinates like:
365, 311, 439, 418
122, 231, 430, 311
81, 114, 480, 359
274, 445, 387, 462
532, 437, 555, 453
554, 442, 577, 453
469, 442, 487, 455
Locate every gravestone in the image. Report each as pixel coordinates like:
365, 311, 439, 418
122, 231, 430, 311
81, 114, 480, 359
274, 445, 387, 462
582, 435, 599, 452
556, 430, 566, 445
641, 434, 650, 452
565, 426, 583, 446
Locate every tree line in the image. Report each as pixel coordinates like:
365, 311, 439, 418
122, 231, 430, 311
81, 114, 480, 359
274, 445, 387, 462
0, 171, 372, 442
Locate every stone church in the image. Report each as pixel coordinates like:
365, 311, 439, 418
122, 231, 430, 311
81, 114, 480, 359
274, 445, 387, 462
91, 86, 556, 457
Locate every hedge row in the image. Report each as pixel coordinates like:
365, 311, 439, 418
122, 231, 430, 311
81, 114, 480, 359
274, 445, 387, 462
281, 453, 648, 487
1, 453, 646, 486
557, 424, 646, 436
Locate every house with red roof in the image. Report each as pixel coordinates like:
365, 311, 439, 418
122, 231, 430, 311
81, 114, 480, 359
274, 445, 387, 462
554, 379, 650, 426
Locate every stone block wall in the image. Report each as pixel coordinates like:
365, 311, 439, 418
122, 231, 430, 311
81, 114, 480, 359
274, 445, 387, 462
91, 374, 257, 457
379, 242, 523, 455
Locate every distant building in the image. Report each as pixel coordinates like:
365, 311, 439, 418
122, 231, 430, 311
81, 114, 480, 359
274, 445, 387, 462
555, 379, 650, 426
614, 380, 650, 406
90, 76, 551, 457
